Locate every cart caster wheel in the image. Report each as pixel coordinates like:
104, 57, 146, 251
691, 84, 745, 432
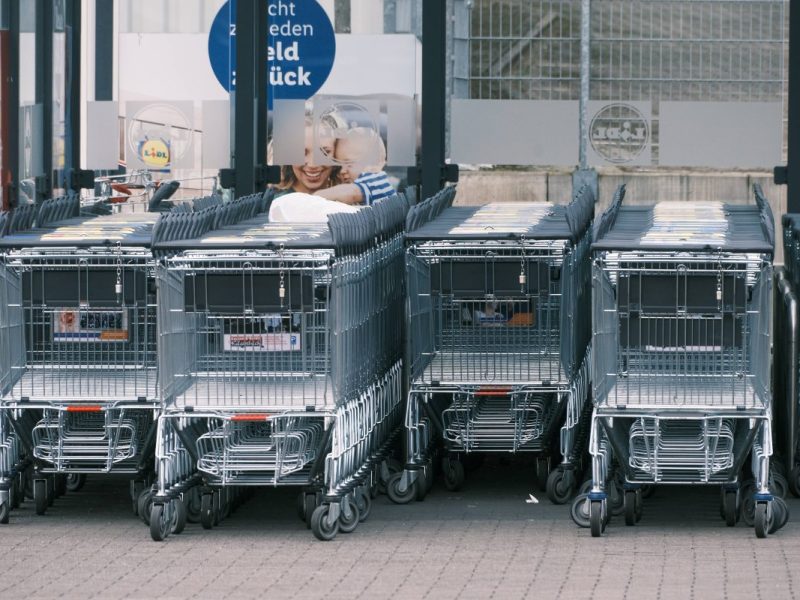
624, 490, 638, 526
386, 472, 416, 504
535, 457, 551, 491
149, 502, 170, 542
138, 489, 154, 525
338, 502, 360, 534
723, 490, 739, 527
415, 469, 429, 501
304, 493, 317, 529
185, 488, 201, 524
46, 477, 55, 507
13, 475, 24, 508
788, 466, 800, 498
65, 473, 86, 493
754, 501, 772, 538
608, 480, 624, 516
770, 497, 789, 533
546, 469, 575, 505
34, 479, 47, 516
200, 493, 214, 530
377, 459, 402, 496
571, 494, 590, 528
590, 500, 606, 538
770, 472, 788, 499
355, 492, 372, 522
171, 498, 187, 535
311, 504, 339, 541
131, 480, 145, 516
296, 492, 307, 522
10, 481, 19, 510
443, 460, 465, 492
0, 501, 9, 524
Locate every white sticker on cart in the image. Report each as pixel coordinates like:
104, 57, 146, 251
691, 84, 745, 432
53, 309, 129, 342
224, 333, 300, 352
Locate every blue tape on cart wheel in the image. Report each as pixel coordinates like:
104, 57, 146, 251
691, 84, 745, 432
208, 0, 336, 109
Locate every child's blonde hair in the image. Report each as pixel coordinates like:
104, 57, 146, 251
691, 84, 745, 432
335, 127, 386, 172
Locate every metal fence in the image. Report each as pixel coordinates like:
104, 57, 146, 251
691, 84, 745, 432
456, 0, 788, 163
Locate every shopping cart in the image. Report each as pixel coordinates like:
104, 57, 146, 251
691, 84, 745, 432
0, 195, 166, 522
389, 185, 595, 505
776, 214, 800, 497
147, 194, 408, 541
0, 192, 262, 525
573, 185, 786, 537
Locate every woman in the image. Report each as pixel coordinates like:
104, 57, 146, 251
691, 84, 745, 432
275, 122, 339, 195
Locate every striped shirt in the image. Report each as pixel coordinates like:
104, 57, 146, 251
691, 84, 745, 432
354, 171, 395, 206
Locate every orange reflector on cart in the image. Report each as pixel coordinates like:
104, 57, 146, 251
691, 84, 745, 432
231, 413, 272, 422
66, 405, 103, 413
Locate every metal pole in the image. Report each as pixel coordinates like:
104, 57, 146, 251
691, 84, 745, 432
787, 0, 800, 212
421, 0, 447, 200
95, 0, 113, 101
65, 0, 82, 191
234, 0, 256, 197
578, 0, 591, 170
37, 0, 54, 201
6, 0, 19, 208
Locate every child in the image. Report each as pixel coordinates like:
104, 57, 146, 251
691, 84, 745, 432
314, 128, 395, 206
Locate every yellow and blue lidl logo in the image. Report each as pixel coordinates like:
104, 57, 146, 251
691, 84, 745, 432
139, 138, 170, 167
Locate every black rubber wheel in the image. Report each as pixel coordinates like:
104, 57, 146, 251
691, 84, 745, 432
415, 469, 428, 501
425, 460, 435, 492
789, 466, 800, 498
770, 472, 788, 499
149, 502, 169, 542
338, 502, 360, 534
65, 473, 86, 493
212, 491, 221, 525
443, 460, 465, 492
770, 497, 789, 533
546, 469, 575, 505
355, 492, 372, 522
608, 480, 625, 516
171, 498, 187, 535
311, 504, 339, 541
535, 457, 551, 491
624, 490, 637, 526
386, 472, 416, 504
296, 492, 307, 522
131, 480, 145, 516
304, 493, 317, 529
46, 478, 55, 507
10, 481, 19, 510
570, 494, 590, 528
138, 489, 154, 525
377, 458, 402, 496
185, 488, 202, 524
200, 493, 214, 530
0, 501, 9, 524
590, 500, 604, 538
723, 491, 738, 527
34, 479, 47, 516
754, 502, 770, 538
634, 491, 643, 523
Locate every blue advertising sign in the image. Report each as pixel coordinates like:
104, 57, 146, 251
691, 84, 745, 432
208, 0, 336, 108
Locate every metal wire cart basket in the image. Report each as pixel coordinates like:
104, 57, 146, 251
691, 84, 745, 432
148, 194, 408, 541
0, 195, 167, 523
387, 185, 595, 505
572, 184, 787, 538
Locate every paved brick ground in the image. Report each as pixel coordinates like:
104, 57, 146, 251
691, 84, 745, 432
1, 458, 798, 600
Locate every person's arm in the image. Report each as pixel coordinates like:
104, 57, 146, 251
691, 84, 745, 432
314, 183, 366, 205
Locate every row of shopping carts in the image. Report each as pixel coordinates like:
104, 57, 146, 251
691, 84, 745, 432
0, 181, 790, 539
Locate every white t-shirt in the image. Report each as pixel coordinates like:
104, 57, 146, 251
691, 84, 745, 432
268, 193, 360, 223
